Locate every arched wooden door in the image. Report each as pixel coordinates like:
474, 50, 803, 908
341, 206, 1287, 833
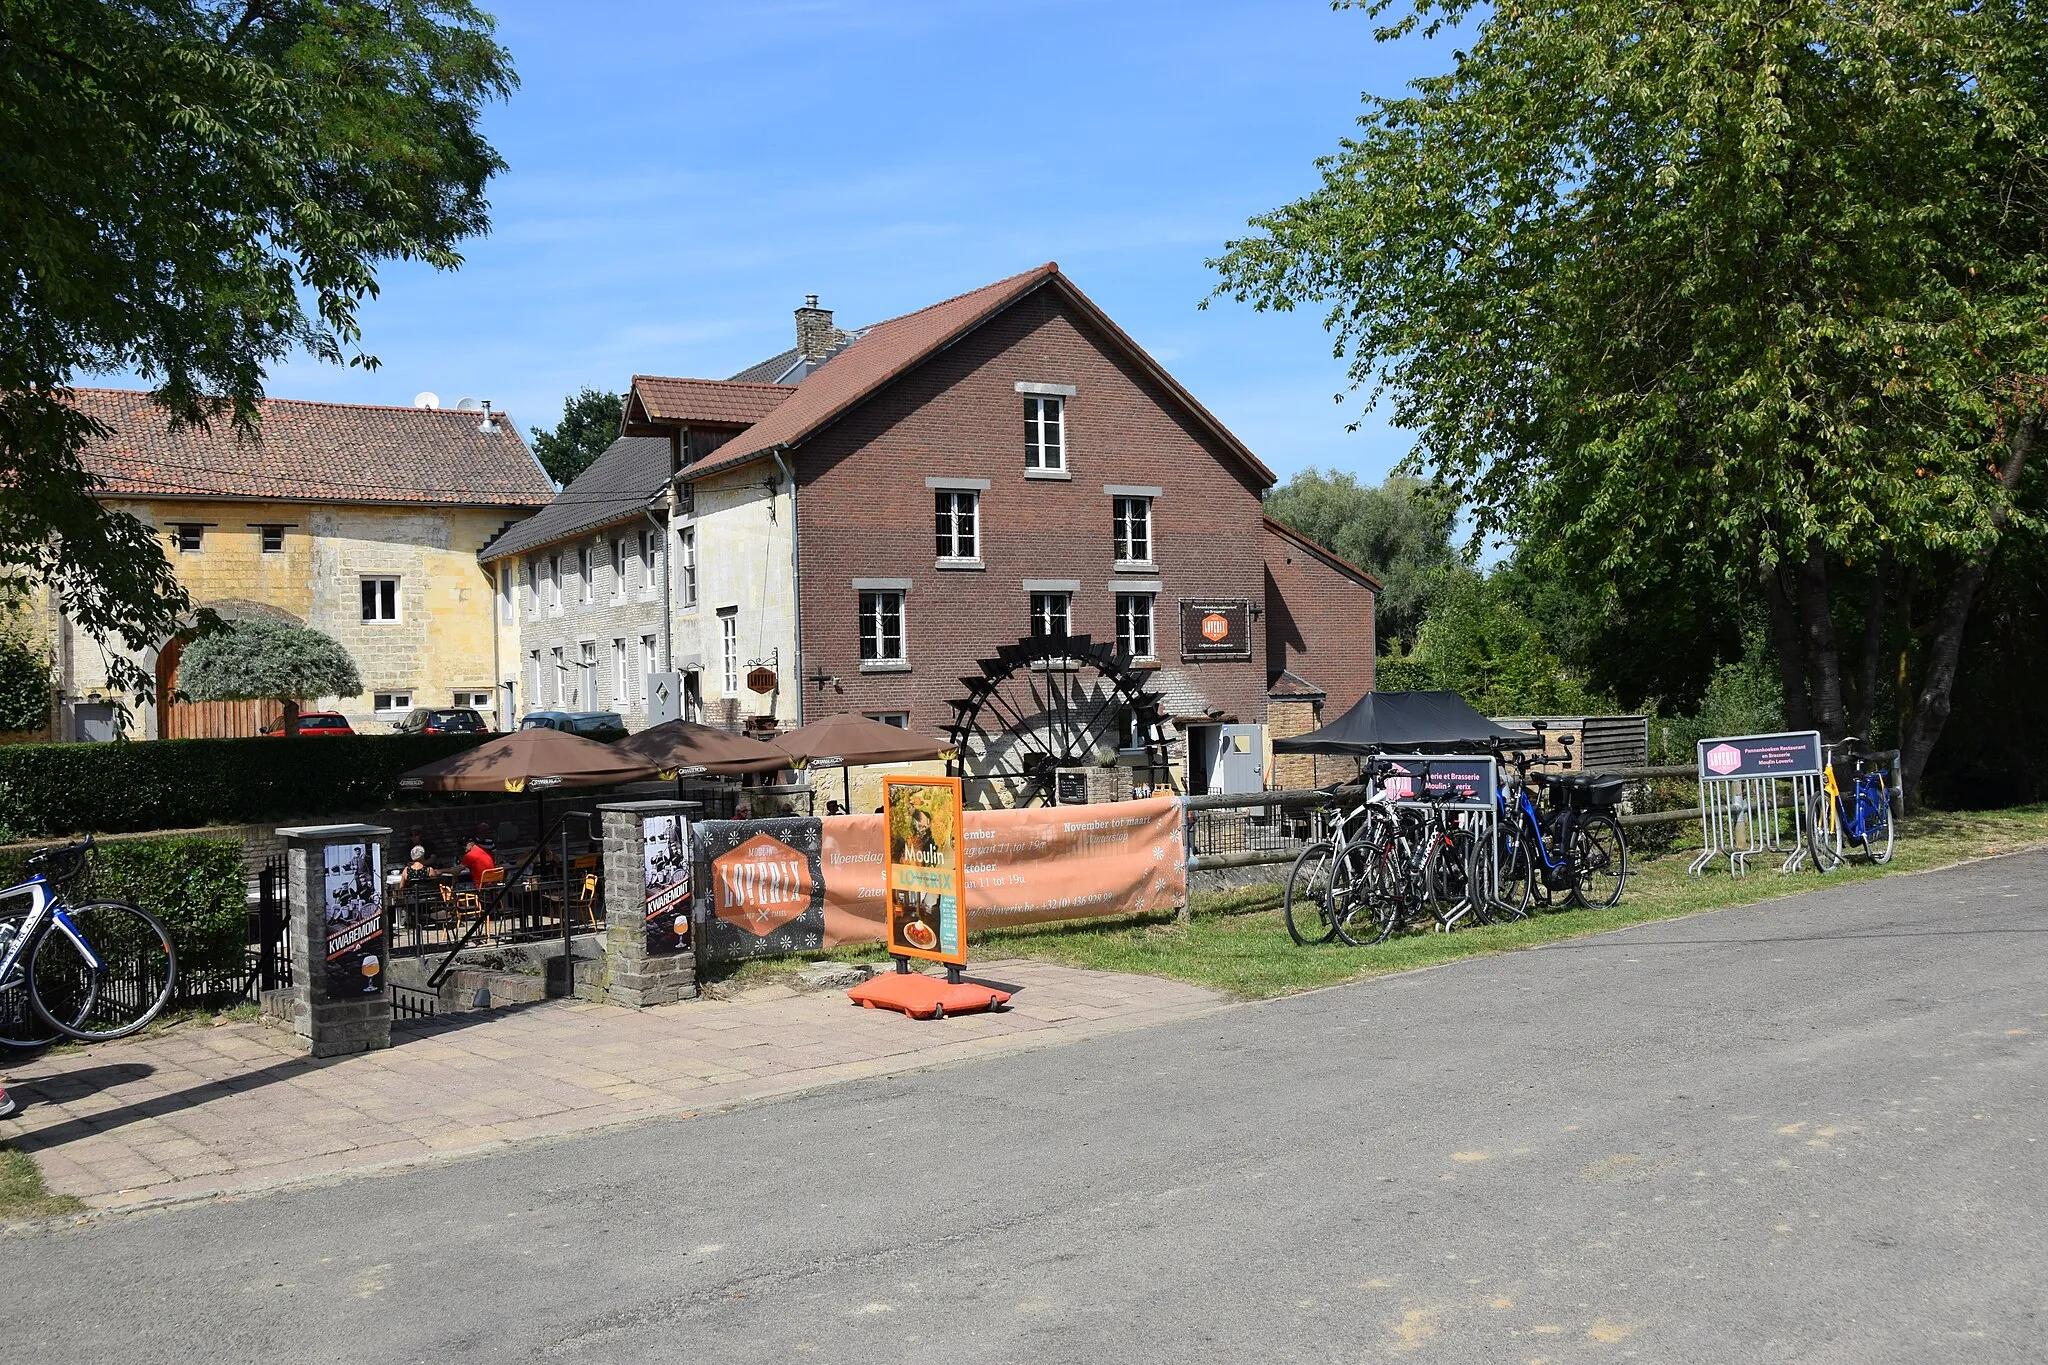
155, 636, 281, 740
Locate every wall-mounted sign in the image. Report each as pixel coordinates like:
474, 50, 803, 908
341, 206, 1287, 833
321, 841, 384, 997
883, 775, 967, 966
1178, 599, 1252, 660
1055, 771, 1090, 805
642, 814, 691, 956
746, 666, 778, 695
1697, 731, 1822, 780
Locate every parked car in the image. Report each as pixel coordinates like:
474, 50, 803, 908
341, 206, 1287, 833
396, 706, 488, 736
521, 710, 627, 742
259, 711, 354, 737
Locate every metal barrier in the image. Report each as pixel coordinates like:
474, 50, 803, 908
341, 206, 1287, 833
1687, 732, 1824, 877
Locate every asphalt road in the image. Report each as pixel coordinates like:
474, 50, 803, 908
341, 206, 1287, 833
6, 851, 2045, 1363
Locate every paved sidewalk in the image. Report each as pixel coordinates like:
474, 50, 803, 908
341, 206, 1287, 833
0, 960, 1225, 1213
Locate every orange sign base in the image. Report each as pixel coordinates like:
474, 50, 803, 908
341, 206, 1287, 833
847, 972, 1010, 1021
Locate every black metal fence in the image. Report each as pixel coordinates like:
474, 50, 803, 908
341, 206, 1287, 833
1185, 803, 1317, 859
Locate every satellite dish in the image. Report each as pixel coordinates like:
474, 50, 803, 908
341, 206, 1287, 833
412, 391, 440, 410
454, 396, 481, 412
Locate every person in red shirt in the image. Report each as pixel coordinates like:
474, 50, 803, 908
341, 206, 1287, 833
459, 836, 496, 883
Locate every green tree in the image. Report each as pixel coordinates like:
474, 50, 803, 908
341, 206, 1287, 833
177, 618, 361, 737
0, 630, 52, 734
529, 388, 623, 487
1, 2, 516, 699
1263, 468, 1458, 652
1405, 570, 1610, 716
1212, 1, 2048, 805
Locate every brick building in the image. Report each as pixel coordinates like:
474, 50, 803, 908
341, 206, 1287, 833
596, 263, 1377, 795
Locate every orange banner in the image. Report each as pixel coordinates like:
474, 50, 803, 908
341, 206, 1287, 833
815, 795, 1186, 948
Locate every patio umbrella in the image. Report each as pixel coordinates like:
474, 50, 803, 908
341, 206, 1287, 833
611, 718, 792, 777
772, 712, 952, 812
396, 726, 660, 792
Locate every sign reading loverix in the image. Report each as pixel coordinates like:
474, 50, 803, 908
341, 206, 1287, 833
1178, 599, 1252, 660
700, 817, 826, 959
1697, 731, 1823, 781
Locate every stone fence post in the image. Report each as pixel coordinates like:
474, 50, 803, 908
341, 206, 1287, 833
276, 823, 393, 1057
599, 801, 700, 1007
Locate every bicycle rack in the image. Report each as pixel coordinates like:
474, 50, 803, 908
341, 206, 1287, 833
1687, 731, 1823, 877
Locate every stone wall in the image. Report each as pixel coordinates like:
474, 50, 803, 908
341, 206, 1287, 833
510, 523, 669, 728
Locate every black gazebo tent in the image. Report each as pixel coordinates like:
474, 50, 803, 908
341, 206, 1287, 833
1273, 690, 1541, 755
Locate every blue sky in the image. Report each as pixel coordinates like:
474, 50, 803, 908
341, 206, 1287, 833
252, 1, 1452, 487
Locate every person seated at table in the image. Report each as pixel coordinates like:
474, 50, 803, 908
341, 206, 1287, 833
459, 834, 496, 883
397, 845, 434, 888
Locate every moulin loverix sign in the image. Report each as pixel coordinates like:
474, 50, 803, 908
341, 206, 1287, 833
1696, 731, 1823, 781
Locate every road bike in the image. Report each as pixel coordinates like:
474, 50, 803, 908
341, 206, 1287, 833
0, 837, 178, 1047
1488, 738, 1630, 913
1810, 739, 1897, 870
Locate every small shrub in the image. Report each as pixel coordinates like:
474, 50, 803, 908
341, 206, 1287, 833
0, 835, 248, 982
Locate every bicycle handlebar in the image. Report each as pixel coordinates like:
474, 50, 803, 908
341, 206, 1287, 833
24, 834, 94, 884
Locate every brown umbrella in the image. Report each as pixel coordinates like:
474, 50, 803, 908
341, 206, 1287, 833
396, 727, 659, 793
773, 713, 952, 811
612, 718, 792, 777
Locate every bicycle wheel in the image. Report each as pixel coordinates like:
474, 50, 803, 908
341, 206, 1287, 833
30, 900, 177, 1041
1426, 827, 1481, 928
1478, 829, 1531, 923
1333, 841, 1398, 946
1567, 815, 1629, 909
1857, 781, 1894, 865
1283, 842, 1339, 946
0, 975, 65, 1049
1808, 792, 1844, 872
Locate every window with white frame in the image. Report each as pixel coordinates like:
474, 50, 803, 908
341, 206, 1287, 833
859, 590, 905, 664
577, 640, 596, 706
639, 633, 659, 700
1115, 592, 1156, 661
611, 638, 628, 701
1112, 496, 1151, 565
373, 690, 411, 713
1024, 395, 1064, 471
547, 555, 562, 614
933, 489, 978, 562
530, 650, 543, 704
1029, 591, 1071, 638
612, 537, 629, 600
551, 646, 566, 706
865, 712, 910, 729
526, 560, 541, 619
360, 577, 399, 622
718, 608, 738, 695
678, 526, 698, 608
497, 564, 513, 623
453, 690, 493, 710
639, 528, 659, 598
578, 546, 594, 603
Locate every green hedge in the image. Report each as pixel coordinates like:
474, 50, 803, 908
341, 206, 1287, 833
0, 733, 489, 838
0, 835, 248, 983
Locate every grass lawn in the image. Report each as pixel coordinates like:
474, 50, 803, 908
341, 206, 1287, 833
708, 806, 2048, 1000
0, 1145, 83, 1221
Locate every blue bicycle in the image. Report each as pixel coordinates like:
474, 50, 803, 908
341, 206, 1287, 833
1809, 739, 1896, 870
0, 837, 177, 1048
1486, 739, 1630, 919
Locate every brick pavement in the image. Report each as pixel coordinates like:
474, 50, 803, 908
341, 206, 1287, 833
0, 960, 1225, 1214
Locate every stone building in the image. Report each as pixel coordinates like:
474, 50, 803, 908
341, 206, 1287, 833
44, 389, 553, 739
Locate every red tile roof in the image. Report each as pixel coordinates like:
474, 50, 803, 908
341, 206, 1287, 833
69, 388, 555, 507
626, 376, 795, 428
672, 264, 1277, 488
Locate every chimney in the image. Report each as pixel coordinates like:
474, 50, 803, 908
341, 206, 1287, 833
795, 294, 836, 365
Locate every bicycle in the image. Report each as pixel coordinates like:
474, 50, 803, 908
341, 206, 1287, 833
0, 837, 178, 1047
1490, 737, 1631, 911
1810, 738, 1897, 870
1284, 766, 1392, 945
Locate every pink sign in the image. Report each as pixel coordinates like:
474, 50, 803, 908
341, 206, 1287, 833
1705, 743, 1743, 776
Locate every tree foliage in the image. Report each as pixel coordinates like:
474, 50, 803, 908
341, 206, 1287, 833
1213, 0, 2048, 803
178, 618, 360, 735
0, 1, 516, 695
0, 628, 52, 733
1263, 468, 1458, 652
529, 387, 623, 487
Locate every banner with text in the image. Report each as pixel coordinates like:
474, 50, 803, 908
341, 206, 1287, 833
699, 795, 1187, 961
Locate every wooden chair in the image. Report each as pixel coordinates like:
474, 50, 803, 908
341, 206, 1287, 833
571, 871, 600, 931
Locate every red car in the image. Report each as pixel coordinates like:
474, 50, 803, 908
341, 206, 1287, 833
260, 712, 355, 737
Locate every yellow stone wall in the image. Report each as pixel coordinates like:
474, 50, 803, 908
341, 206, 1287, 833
68, 499, 522, 737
